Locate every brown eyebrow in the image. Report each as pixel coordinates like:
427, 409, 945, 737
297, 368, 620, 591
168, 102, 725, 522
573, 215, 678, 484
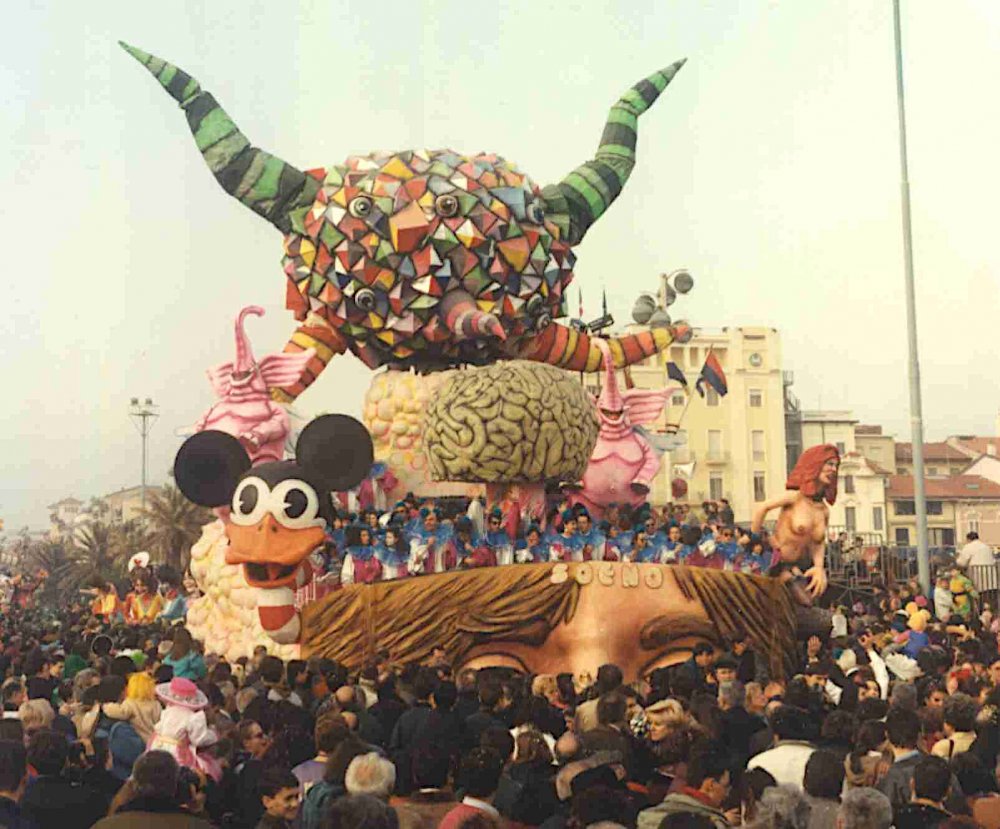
639, 615, 720, 651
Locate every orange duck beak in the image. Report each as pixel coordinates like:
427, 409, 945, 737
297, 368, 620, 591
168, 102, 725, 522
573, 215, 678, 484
225, 514, 325, 588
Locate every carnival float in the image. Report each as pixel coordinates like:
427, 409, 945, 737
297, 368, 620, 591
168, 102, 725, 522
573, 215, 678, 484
123, 41, 826, 676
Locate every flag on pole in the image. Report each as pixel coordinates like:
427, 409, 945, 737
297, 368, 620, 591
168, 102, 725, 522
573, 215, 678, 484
695, 351, 728, 398
667, 362, 688, 388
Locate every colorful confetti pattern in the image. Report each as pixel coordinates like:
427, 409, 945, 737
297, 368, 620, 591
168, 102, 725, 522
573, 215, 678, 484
120, 42, 688, 399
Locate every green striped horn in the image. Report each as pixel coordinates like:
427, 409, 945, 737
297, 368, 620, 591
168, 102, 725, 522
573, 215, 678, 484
540, 59, 686, 246
119, 42, 319, 235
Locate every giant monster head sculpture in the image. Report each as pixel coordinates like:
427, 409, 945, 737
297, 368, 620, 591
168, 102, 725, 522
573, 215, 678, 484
121, 43, 691, 399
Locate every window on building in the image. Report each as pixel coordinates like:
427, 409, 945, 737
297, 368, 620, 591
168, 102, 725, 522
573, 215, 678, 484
895, 500, 915, 516
969, 516, 980, 535
709, 474, 724, 501
708, 430, 723, 457
930, 528, 956, 548
689, 348, 701, 369
836, 441, 846, 455
671, 393, 685, 407
873, 506, 884, 532
749, 389, 763, 408
753, 472, 766, 502
844, 475, 855, 494
895, 527, 910, 546
706, 387, 720, 407
927, 467, 938, 476
845, 507, 856, 533
927, 501, 943, 516
752, 430, 765, 462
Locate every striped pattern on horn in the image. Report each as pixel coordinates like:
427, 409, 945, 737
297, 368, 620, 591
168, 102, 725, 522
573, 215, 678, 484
119, 42, 320, 234
541, 59, 686, 245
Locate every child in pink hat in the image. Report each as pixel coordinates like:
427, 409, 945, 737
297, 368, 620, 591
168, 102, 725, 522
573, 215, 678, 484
147, 677, 221, 781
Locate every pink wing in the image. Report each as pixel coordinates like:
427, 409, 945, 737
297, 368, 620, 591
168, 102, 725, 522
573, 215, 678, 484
622, 387, 676, 427
258, 349, 316, 389
206, 362, 234, 399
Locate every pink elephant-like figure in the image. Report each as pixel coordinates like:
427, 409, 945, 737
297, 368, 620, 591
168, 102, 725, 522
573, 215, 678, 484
194, 306, 315, 465
570, 340, 677, 518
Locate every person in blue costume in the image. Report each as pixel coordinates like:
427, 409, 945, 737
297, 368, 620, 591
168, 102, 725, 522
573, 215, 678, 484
376, 524, 411, 580
628, 529, 660, 564
328, 512, 348, 554
484, 508, 516, 566
575, 508, 606, 561
659, 524, 684, 564
714, 526, 740, 568
738, 535, 770, 574
601, 521, 627, 561
361, 509, 384, 541
157, 567, 187, 623
408, 507, 455, 574
515, 525, 547, 563
342, 525, 383, 584
676, 525, 703, 564
642, 514, 667, 551
548, 511, 584, 562
452, 517, 496, 568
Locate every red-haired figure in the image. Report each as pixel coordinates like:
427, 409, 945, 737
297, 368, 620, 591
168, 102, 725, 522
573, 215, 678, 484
751, 444, 840, 604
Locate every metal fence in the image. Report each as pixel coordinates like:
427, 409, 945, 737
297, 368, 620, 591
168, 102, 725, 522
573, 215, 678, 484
825, 541, 961, 592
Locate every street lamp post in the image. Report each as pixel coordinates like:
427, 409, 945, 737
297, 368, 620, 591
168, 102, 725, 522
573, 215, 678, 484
129, 397, 159, 519
892, 0, 930, 594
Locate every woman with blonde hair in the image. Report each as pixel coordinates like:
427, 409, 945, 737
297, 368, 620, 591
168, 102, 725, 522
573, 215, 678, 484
102, 670, 163, 743
18, 699, 54, 737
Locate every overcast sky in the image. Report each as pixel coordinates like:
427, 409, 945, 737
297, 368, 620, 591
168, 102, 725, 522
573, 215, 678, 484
2, 0, 998, 531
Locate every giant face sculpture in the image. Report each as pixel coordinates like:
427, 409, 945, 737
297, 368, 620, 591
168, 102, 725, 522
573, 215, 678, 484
302, 562, 798, 679
121, 43, 690, 399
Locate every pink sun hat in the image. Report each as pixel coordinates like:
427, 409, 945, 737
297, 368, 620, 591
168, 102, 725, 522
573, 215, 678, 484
156, 677, 208, 710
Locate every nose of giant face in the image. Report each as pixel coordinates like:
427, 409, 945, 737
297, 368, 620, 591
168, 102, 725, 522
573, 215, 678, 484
389, 200, 431, 254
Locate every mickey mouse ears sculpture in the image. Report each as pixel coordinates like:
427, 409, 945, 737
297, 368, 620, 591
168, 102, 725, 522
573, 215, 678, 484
175, 414, 374, 510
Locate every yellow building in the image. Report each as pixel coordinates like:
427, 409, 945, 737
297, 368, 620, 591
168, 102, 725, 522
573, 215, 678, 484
855, 426, 897, 474
624, 325, 788, 524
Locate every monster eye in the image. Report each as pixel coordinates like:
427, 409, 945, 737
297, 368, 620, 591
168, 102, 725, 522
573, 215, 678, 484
526, 202, 545, 224
355, 288, 377, 311
348, 196, 374, 219
434, 194, 460, 218
535, 312, 552, 330
270, 479, 322, 530
526, 295, 544, 316
230, 477, 270, 527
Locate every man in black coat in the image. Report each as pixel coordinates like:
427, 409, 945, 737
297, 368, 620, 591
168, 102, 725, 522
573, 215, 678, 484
20, 730, 107, 829
717, 680, 765, 769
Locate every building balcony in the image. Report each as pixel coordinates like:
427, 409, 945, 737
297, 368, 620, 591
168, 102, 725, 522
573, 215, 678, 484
705, 450, 730, 464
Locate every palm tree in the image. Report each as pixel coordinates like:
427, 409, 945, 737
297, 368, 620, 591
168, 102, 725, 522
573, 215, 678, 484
110, 519, 151, 569
24, 538, 71, 603
142, 485, 212, 571
61, 520, 124, 592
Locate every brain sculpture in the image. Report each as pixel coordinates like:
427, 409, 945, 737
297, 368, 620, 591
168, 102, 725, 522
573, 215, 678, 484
122, 43, 690, 401
423, 361, 598, 483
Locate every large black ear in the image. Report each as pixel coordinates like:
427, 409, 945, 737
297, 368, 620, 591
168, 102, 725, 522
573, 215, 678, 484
174, 430, 251, 507
295, 414, 374, 493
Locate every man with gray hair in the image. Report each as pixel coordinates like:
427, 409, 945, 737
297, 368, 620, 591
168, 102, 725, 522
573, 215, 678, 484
836, 787, 893, 829
345, 752, 396, 800
718, 679, 765, 768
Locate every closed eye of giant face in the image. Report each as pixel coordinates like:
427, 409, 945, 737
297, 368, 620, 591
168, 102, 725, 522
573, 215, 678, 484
230, 477, 270, 526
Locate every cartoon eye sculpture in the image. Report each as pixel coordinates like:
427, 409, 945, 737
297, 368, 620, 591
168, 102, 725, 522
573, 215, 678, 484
434, 194, 460, 218
270, 479, 322, 530
230, 477, 270, 526
348, 195, 374, 219
354, 288, 377, 311
526, 201, 545, 224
